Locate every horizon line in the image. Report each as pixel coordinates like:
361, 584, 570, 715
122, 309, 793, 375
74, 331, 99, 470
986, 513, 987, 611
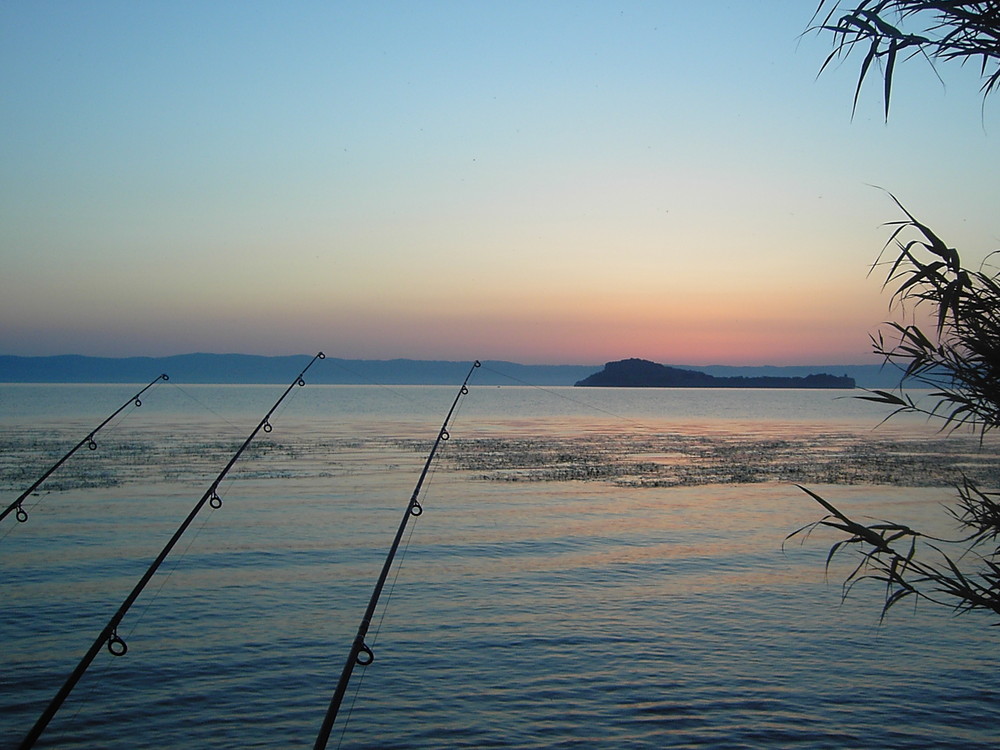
0, 352, 885, 369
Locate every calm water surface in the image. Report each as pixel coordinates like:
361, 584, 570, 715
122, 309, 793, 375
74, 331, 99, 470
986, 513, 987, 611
1, 381, 998, 748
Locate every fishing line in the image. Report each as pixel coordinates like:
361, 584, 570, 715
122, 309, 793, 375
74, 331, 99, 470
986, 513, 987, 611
322, 358, 431, 406
358, 371, 466, 650
17, 352, 325, 750
367, 512, 419, 652
1, 374, 169, 527
126, 377, 310, 633
329, 473, 433, 750
113, 380, 294, 642
120, 484, 226, 646
332, 440, 444, 750
60, 482, 231, 739
314, 359, 481, 750
330, 512, 422, 750
54, 374, 308, 732
324, 356, 489, 425
2, 385, 151, 534
330, 512, 425, 750
323, 357, 416, 397
167, 382, 244, 432
332, 403, 465, 750
478, 362, 641, 425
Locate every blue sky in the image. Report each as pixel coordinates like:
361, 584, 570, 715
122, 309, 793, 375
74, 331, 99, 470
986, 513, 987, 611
2, 1, 998, 365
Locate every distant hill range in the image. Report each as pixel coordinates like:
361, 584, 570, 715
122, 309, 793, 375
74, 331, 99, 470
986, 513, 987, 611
575, 358, 855, 389
0, 354, 593, 386
0, 354, 899, 388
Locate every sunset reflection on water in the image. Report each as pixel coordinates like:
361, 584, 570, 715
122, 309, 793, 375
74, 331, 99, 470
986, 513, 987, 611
2, 386, 998, 748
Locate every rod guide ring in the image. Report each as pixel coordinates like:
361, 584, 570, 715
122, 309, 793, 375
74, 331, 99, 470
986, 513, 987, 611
356, 644, 374, 666
15, 505, 27, 523
107, 632, 128, 656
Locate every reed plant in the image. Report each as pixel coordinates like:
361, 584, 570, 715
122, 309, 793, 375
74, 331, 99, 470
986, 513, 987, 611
793, 4, 1000, 621
788, 194, 1000, 621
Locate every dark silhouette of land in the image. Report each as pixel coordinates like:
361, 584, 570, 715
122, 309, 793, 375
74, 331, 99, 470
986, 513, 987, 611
0, 354, 882, 386
575, 358, 855, 388
0, 354, 594, 386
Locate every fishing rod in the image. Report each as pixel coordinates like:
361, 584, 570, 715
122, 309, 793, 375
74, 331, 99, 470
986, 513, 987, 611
1, 373, 169, 526
18, 352, 325, 750
314, 359, 480, 750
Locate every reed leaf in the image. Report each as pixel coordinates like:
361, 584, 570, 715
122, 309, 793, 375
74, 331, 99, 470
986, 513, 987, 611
854, 389, 910, 406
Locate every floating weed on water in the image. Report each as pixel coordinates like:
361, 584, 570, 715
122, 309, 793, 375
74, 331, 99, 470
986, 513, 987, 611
442, 432, 1000, 488
2, 426, 998, 494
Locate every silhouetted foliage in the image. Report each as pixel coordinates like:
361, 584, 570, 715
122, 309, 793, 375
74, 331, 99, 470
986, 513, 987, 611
813, 1, 1000, 117
862, 194, 1000, 432
789, 217, 1000, 620
792, 4, 1000, 622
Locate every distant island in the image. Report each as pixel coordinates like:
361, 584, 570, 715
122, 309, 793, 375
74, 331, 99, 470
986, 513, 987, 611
575, 358, 855, 389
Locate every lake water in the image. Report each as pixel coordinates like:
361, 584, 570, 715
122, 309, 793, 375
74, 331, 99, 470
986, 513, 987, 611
1, 376, 999, 749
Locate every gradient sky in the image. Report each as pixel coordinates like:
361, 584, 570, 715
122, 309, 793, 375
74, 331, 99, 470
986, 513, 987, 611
2, 2, 998, 366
